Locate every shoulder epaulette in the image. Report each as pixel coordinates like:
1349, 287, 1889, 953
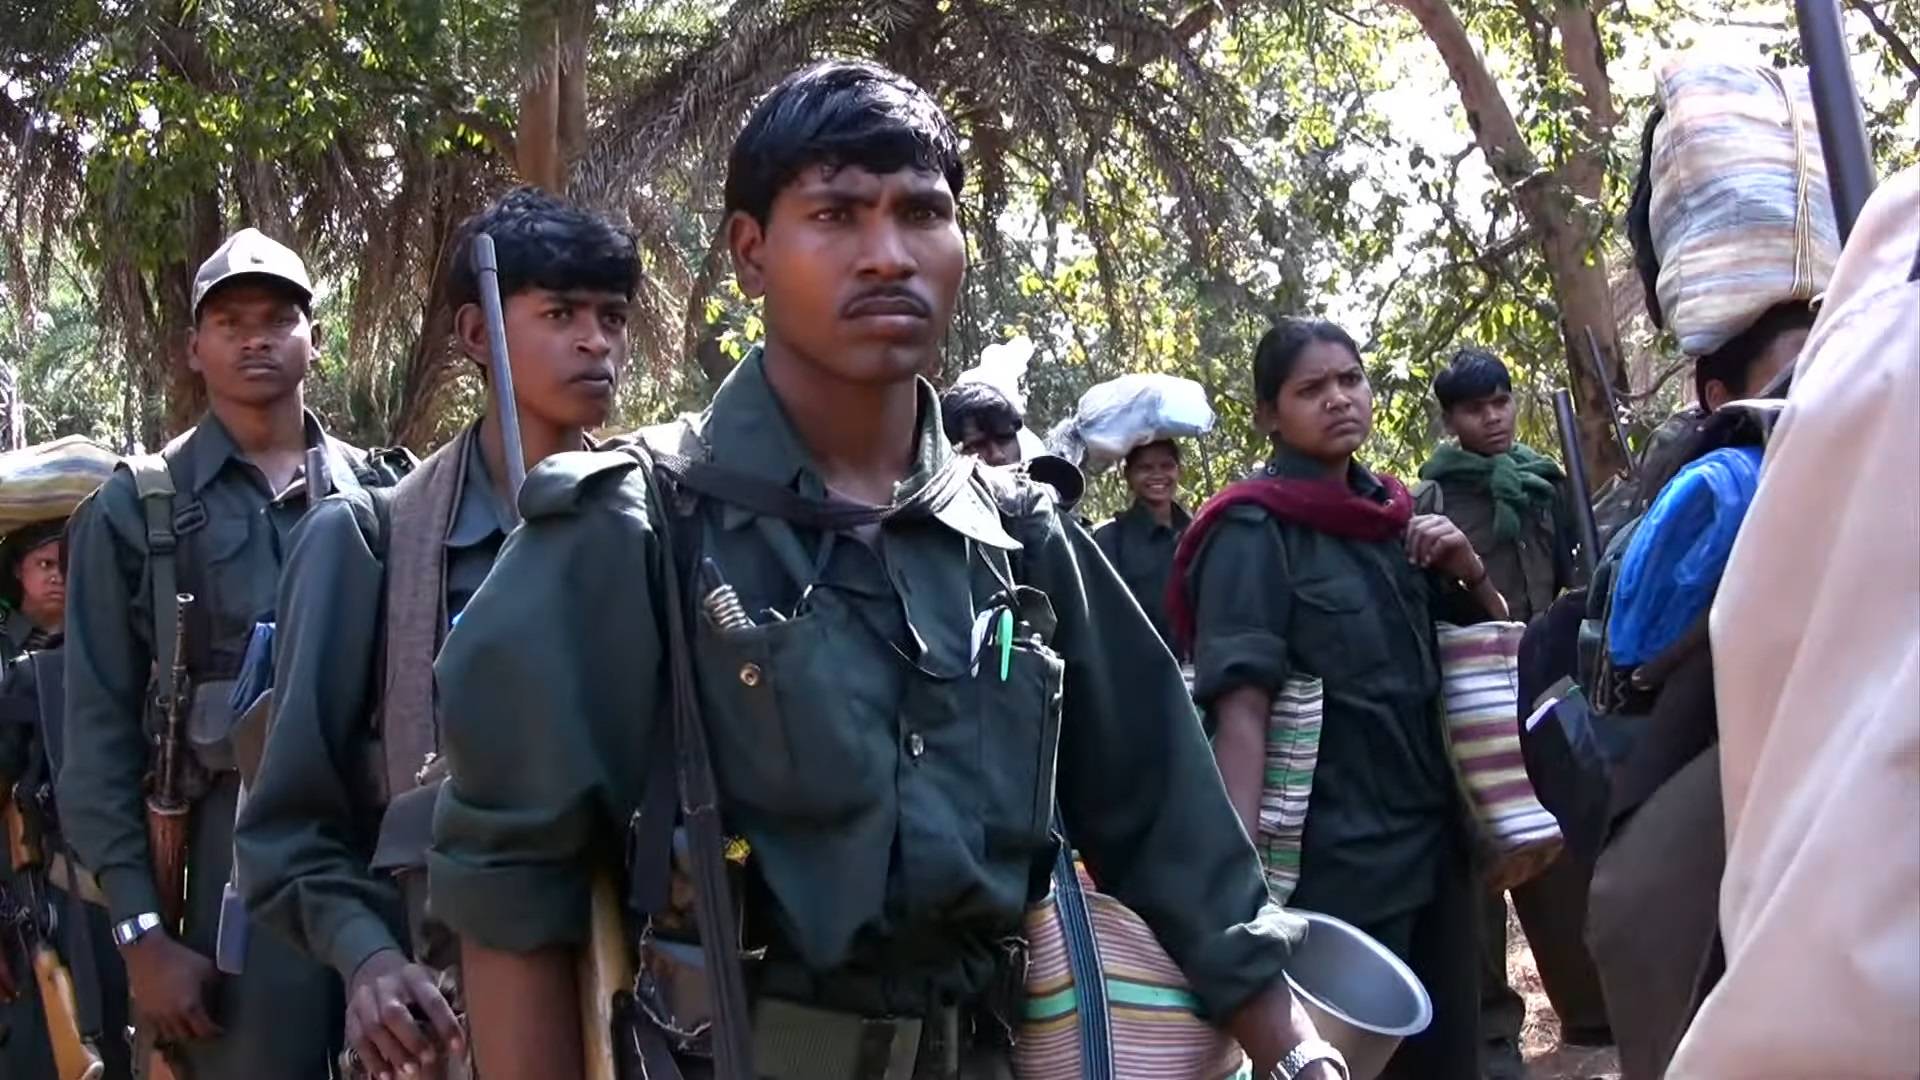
517, 449, 642, 519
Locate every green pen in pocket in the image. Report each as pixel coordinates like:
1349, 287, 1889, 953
997, 607, 1014, 682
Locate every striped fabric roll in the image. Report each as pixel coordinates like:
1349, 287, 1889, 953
1017, 861, 1247, 1080
1179, 667, 1323, 904
0, 436, 120, 536
1257, 677, 1323, 904
1651, 57, 1839, 356
1436, 622, 1562, 887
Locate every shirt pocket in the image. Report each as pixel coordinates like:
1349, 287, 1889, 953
973, 588, 1066, 865
691, 605, 880, 824
1292, 574, 1392, 683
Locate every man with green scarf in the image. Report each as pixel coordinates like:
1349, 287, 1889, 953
1416, 348, 1576, 625
1416, 347, 1609, 1079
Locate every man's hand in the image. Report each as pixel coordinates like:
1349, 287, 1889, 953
1405, 514, 1483, 583
121, 932, 220, 1044
1228, 982, 1334, 1078
345, 948, 463, 1079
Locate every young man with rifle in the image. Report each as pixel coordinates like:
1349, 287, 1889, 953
427, 60, 1339, 1080
58, 229, 410, 1079
235, 188, 639, 1080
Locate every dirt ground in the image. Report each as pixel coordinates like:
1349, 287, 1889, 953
1509, 903, 1622, 1080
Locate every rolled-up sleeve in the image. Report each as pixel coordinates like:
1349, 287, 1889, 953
1188, 509, 1295, 710
428, 473, 664, 953
1038, 509, 1301, 1022
237, 494, 399, 982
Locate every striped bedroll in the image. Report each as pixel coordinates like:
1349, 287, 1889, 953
1017, 862, 1246, 1079
1257, 677, 1322, 904
1436, 623, 1562, 868
0, 435, 120, 535
1650, 57, 1839, 357
1180, 666, 1323, 904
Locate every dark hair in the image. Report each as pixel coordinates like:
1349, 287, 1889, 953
940, 381, 1022, 443
1124, 439, 1180, 469
725, 60, 965, 225
1254, 317, 1362, 404
1695, 301, 1815, 407
1433, 347, 1513, 411
1628, 105, 1668, 329
446, 187, 639, 312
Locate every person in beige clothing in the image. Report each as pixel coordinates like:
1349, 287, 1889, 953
1671, 166, 1920, 1076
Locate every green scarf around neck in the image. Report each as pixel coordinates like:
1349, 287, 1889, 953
1419, 442, 1564, 542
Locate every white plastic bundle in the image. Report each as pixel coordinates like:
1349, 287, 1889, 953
1650, 56, 1839, 356
953, 335, 1047, 459
0, 435, 119, 536
1046, 374, 1215, 473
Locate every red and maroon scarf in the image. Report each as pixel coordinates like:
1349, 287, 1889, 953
1166, 471, 1414, 653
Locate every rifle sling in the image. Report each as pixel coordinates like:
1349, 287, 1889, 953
638, 451, 758, 1080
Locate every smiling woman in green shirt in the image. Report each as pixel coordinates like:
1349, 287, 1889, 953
1174, 317, 1507, 1080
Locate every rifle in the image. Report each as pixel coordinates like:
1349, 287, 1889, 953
470, 233, 528, 520
144, 592, 195, 934
1553, 389, 1604, 585
1794, 0, 1876, 243
5, 793, 107, 1080
1582, 326, 1637, 483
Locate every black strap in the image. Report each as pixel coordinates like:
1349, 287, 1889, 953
648, 450, 976, 533
636, 454, 757, 1080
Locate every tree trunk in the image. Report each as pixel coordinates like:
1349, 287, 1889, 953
0, 358, 22, 451
517, 0, 592, 193
1395, 0, 1631, 481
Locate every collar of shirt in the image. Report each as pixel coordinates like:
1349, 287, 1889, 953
1120, 497, 1191, 536
1264, 443, 1391, 502
444, 424, 515, 551
700, 347, 1018, 550
179, 408, 339, 496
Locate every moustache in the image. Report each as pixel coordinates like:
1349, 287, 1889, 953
841, 286, 931, 319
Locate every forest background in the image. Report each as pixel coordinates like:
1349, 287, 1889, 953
1, 0, 1913, 518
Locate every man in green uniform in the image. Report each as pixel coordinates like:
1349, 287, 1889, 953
430, 61, 1341, 1080
939, 381, 1024, 467
58, 228, 408, 1079
1093, 439, 1190, 654
235, 188, 639, 1080
1413, 348, 1609, 1077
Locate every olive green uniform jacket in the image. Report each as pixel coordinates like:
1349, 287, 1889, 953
428, 350, 1301, 1024
235, 424, 512, 985
1092, 499, 1190, 654
58, 412, 405, 1079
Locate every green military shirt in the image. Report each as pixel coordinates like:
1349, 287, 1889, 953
1092, 499, 1190, 653
1187, 447, 1481, 927
430, 349, 1299, 1020
59, 411, 399, 923
1416, 447, 1575, 625
236, 424, 511, 983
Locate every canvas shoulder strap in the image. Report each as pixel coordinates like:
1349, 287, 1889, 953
121, 453, 180, 696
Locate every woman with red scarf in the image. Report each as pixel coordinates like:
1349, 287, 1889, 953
1171, 318, 1507, 1079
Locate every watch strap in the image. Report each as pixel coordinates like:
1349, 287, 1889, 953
112, 911, 163, 947
1275, 1037, 1349, 1080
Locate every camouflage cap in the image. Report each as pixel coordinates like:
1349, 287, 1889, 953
191, 228, 313, 318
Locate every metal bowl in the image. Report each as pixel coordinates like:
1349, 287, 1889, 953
1282, 910, 1433, 1080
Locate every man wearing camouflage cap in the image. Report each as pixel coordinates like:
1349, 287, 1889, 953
59, 227, 409, 1077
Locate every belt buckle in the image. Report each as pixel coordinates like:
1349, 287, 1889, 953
856, 1015, 923, 1080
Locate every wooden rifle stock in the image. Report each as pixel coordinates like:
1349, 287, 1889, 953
145, 592, 194, 933
33, 942, 106, 1080
5, 801, 107, 1079
579, 871, 635, 1080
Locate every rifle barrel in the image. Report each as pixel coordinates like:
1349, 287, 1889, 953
1583, 326, 1636, 480
1795, 0, 1877, 242
1554, 389, 1604, 584
471, 234, 527, 525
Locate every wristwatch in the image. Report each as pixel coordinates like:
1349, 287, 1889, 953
1272, 1038, 1350, 1080
112, 912, 164, 947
